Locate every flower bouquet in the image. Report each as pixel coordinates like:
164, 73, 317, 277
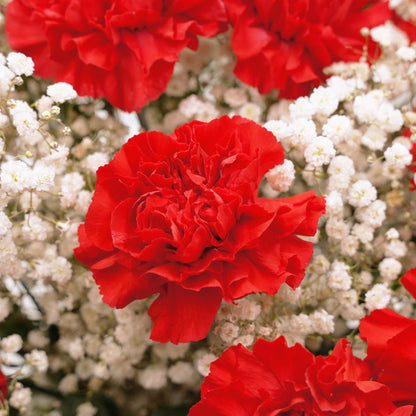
0, 0, 416, 415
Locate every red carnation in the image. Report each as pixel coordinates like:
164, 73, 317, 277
189, 336, 413, 415
5, 0, 227, 112
360, 307, 416, 412
74, 116, 325, 344
224, 0, 391, 99
0, 370, 7, 403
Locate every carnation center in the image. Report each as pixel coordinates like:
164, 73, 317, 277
122, 170, 239, 266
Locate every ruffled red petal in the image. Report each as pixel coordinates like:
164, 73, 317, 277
148, 284, 222, 344
6, 0, 228, 111
225, 0, 391, 98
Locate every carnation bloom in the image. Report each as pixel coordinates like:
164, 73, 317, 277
6, 0, 227, 112
224, 0, 391, 98
74, 116, 325, 343
189, 336, 413, 415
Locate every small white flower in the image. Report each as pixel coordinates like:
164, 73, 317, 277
328, 261, 352, 291
289, 314, 312, 335
304, 136, 335, 168
9, 385, 31, 409
25, 349, 48, 373
0, 65, 15, 96
326, 218, 350, 241
325, 191, 344, 217
326, 76, 355, 101
340, 235, 359, 257
382, 162, 406, 181
361, 125, 387, 151
168, 361, 198, 385
21, 214, 50, 241
379, 257, 402, 280
224, 88, 247, 107
376, 104, 403, 133
396, 46, 416, 61
355, 200, 386, 228
1, 334, 23, 353
100, 343, 123, 365
47, 82, 77, 103
60, 172, 85, 208
217, 322, 239, 344
348, 180, 377, 208
384, 240, 407, 258
137, 366, 168, 390
238, 103, 262, 122
384, 142, 412, 168
179, 94, 203, 118
365, 283, 391, 311
197, 353, 217, 377
370, 22, 408, 47
289, 96, 315, 119
322, 115, 352, 145
289, 118, 317, 150
327, 155, 355, 177
263, 120, 294, 141
386, 228, 400, 240
32, 162, 55, 192
310, 310, 334, 334
0, 160, 32, 193
7, 52, 34, 76
353, 90, 385, 123
83, 152, 109, 174
266, 160, 295, 192
373, 63, 393, 83
76, 402, 97, 416
9, 100, 39, 137
0, 211, 12, 236
352, 223, 374, 244
234, 299, 261, 321
58, 374, 78, 394
309, 86, 339, 116
0, 298, 11, 322
49, 256, 72, 284
327, 174, 351, 193
195, 101, 219, 122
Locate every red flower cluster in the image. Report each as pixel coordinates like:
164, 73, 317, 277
224, 0, 391, 99
360, 267, 416, 412
0, 370, 7, 403
5, 0, 227, 112
189, 336, 413, 416
74, 116, 325, 344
